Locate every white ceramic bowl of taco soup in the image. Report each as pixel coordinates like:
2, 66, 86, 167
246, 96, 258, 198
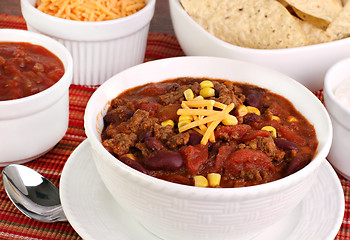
84, 56, 332, 240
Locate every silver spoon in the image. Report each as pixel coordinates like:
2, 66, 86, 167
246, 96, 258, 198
2, 164, 67, 222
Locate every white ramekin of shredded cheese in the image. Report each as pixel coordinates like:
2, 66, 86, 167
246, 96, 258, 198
324, 57, 350, 180
21, 0, 156, 85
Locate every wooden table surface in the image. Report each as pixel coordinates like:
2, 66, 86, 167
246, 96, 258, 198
0, 0, 175, 35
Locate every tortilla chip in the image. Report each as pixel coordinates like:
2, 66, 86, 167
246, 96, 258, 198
212, 0, 308, 49
327, 1, 350, 40
292, 7, 330, 29
182, 0, 307, 49
276, 0, 289, 7
180, 0, 220, 19
180, 0, 220, 29
295, 17, 332, 44
284, 0, 343, 28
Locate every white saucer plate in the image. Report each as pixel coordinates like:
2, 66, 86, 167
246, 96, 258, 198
60, 140, 345, 240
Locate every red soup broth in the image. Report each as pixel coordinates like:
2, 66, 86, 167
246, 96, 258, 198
0, 42, 64, 101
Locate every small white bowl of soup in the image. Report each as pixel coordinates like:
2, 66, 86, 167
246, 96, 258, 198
21, 0, 156, 85
324, 58, 350, 180
0, 29, 73, 165
85, 56, 332, 240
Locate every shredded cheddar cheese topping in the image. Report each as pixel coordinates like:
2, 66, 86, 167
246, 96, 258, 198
36, 0, 146, 21
177, 98, 237, 145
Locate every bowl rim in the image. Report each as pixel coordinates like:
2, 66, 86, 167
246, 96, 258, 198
0, 29, 73, 113
169, 0, 350, 54
85, 56, 332, 197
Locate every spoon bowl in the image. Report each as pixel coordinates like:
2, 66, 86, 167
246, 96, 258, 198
2, 164, 67, 222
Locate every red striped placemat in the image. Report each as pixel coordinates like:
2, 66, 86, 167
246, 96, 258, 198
0, 13, 349, 240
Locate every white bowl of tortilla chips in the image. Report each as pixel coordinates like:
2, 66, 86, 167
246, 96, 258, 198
169, 0, 350, 91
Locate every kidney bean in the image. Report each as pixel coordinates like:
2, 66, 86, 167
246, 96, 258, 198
144, 137, 166, 151
245, 89, 262, 109
119, 157, 148, 174
209, 140, 224, 153
243, 113, 261, 124
273, 138, 297, 150
139, 130, 153, 142
144, 150, 184, 171
284, 156, 310, 176
188, 132, 202, 146
103, 110, 118, 124
214, 88, 220, 98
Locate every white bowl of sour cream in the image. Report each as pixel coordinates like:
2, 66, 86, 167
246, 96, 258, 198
324, 58, 350, 180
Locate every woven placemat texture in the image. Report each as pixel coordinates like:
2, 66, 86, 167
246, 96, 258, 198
0, 13, 349, 240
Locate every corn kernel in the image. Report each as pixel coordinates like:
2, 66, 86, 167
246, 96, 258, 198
222, 115, 238, 126
207, 173, 221, 187
194, 175, 208, 187
179, 115, 193, 122
120, 153, 136, 160
161, 120, 174, 127
178, 120, 191, 129
247, 106, 261, 116
194, 96, 204, 100
200, 87, 215, 98
287, 116, 298, 122
184, 89, 194, 101
270, 115, 280, 122
235, 105, 249, 116
200, 80, 214, 89
261, 126, 277, 138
